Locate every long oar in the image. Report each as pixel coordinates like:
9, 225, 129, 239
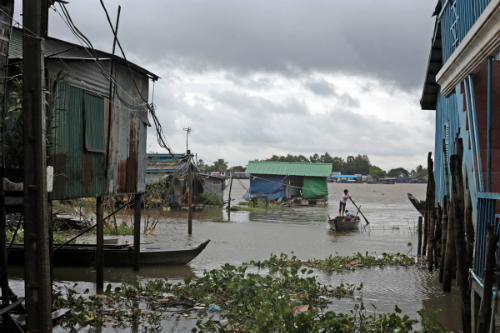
350, 198, 369, 225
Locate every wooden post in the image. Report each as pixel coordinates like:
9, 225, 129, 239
439, 197, 448, 283
443, 196, 455, 292
23, 0, 53, 329
434, 204, 442, 269
252, 197, 257, 207
133, 193, 142, 271
417, 216, 423, 259
187, 150, 192, 235
427, 153, 435, 271
450, 154, 471, 333
476, 222, 499, 333
96, 196, 104, 290
465, 192, 474, 270
228, 175, 233, 221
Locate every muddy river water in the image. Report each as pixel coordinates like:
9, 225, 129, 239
8, 182, 469, 332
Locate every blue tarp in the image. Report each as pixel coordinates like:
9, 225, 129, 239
246, 174, 287, 200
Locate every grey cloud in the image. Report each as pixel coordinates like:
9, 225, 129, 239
38, 0, 437, 92
210, 90, 309, 115
304, 79, 337, 97
337, 93, 360, 109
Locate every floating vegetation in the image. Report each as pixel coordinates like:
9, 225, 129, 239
52, 256, 445, 333
245, 252, 416, 273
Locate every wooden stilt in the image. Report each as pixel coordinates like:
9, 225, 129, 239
187, 150, 192, 235
443, 197, 455, 292
417, 216, 422, 259
134, 193, 142, 272
434, 204, 442, 269
450, 154, 471, 333
96, 196, 104, 290
476, 222, 498, 333
228, 175, 233, 221
439, 197, 448, 283
427, 153, 435, 271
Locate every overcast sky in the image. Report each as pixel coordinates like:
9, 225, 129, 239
16, 1, 437, 171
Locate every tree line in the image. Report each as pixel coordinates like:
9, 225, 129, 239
197, 153, 428, 180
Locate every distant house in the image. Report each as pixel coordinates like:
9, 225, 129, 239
244, 161, 332, 201
146, 154, 225, 204
331, 175, 358, 183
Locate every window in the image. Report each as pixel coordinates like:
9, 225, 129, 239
83, 92, 105, 153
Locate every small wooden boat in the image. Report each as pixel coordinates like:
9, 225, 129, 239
407, 193, 425, 217
328, 216, 361, 231
7, 240, 210, 267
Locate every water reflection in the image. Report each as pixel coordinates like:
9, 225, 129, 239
6, 182, 473, 331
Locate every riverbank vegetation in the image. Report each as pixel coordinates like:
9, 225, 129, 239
52, 254, 446, 332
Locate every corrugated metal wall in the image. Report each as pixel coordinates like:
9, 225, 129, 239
474, 198, 497, 278
49, 81, 106, 199
47, 59, 111, 98
434, 87, 461, 206
440, 0, 492, 63
106, 62, 149, 195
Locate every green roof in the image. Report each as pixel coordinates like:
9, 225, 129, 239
245, 161, 332, 177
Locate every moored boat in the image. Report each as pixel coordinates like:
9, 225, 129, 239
328, 216, 361, 231
407, 193, 425, 217
7, 240, 210, 267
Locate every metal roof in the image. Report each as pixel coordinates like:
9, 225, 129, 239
420, 11, 442, 111
333, 175, 358, 178
245, 161, 332, 177
10, 28, 159, 80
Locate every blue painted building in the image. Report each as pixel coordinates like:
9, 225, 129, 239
421, 1, 500, 330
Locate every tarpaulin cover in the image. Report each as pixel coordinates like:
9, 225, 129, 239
248, 174, 286, 200
302, 177, 328, 200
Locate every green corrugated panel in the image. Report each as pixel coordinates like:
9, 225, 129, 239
245, 161, 332, 177
49, 81, 105, 200
302, 177, 328, 200
84, 93, 105, 152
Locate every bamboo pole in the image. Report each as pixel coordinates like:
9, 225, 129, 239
476, 222, 498, 333
96, 196, 104, 290
133, 193, 142, 272
450, 154, 471, 333
187, 150, 192, 235
417, 216, 422, 259
228, 175, 233, 221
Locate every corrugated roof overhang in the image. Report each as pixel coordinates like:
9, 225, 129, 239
420, 16, 443, 111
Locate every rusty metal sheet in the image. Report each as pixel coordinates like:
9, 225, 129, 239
107, 62, 148, 195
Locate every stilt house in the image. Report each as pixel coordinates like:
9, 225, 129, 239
244, 161, 332, 202
421, 1, 500, 329
6, 27, 158, 199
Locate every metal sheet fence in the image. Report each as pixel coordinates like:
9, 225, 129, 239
474, 197, 497, 278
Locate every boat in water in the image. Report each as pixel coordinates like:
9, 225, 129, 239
7, 240, 210, 267
328, 216, 361, 231
407, 193, 425, 217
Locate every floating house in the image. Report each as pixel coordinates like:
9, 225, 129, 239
395, 177, 425, 184
244, 161, 332, 201
421, 0, 500, 330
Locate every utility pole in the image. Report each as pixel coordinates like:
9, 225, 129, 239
23, 0, 53, 331
187, 150, 193, 235
183, 127, 192, 153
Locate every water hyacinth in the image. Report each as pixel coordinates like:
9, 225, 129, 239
51, 255, 445, 333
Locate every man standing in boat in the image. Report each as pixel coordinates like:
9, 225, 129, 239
339, 189, 353, 216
